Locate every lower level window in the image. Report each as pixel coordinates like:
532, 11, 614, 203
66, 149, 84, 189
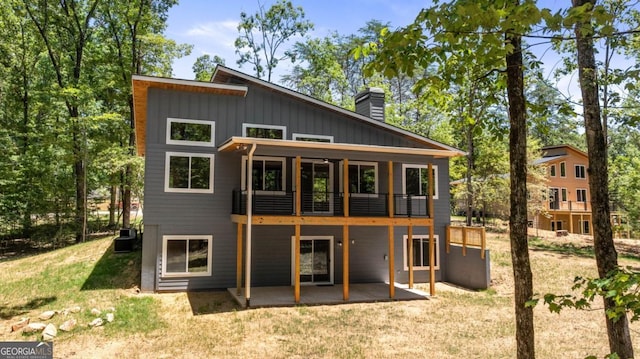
162, 235, 212, 277
403, 234, 439, 270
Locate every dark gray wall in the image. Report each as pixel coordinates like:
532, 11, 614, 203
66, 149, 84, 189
143, 82, 464, 291
444, 246, 491, 290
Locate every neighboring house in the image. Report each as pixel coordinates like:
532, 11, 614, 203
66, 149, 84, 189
533, 144, 592, 234
132, 66, 490, 305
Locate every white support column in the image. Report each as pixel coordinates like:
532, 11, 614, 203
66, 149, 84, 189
245, 144, 257, 307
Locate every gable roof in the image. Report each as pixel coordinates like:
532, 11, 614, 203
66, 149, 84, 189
211, 66, 464, 155
541, 144, 588, 160
132, 75, 248, 156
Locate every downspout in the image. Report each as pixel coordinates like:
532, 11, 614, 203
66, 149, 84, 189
245, 143, 257, 307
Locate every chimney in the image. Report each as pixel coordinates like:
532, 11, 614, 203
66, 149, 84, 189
355, 87, 385, 122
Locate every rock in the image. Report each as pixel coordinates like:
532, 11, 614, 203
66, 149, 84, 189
59, 319, 77, 332
106, 313, 114, 323
106, 307, 115, 312
11, 318, 29, 332
88, 318, 103, 327
23, 323, 47, 333
69, 306, 81, 313
39, 310, 56, 320
42, 323, 57, 340
90, 308, 101, 316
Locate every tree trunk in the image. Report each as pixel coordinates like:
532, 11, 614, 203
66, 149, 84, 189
572, 0, 633, 357
505, 18, 535, 359
109, 183, 117, 228
72, 113, 86, 243
465, 126, 474, 226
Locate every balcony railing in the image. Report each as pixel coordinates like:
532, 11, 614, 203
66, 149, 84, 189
231, 190, 430, 218
547, 200, 591, 212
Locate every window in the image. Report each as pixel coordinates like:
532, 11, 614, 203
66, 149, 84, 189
582, 220, 590, 234
340, 161, 377, 196
292, 133, 334, 143
560, 162, 566, 177
162, 235, 212, 277
402, 164, 438, 200
550, 164, 556, 177
576, 188, 587, 202
241, 156, 286, 193
575, 164, 586, 179
561, 188, 567, 202
403, 234, 439, 270
165, 152, 214, 193
243, 123, 286, 139
166, 118, 215, 147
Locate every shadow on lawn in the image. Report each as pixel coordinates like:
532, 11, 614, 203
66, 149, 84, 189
0, 296, 57, 319
529, 240, 595, 259
81, 241, 141, 291
187, 291, 241, 315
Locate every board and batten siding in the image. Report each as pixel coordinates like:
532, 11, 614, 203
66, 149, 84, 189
142, 84, 456, 291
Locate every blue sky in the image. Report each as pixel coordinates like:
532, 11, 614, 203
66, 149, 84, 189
165, 0, 636, 104
165, 0, 430, 80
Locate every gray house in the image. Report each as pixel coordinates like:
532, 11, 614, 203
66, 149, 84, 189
132, 66, 489, 306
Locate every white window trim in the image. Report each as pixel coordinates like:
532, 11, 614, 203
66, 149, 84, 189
166, 118, 215, 147
575, 164, 586, 179
401, 164, 439, 200
561, 187, 568, 202
242, 123, 287, 139
164, 152, 215, 194
550, 164, 556, 177
290, 236, 334, 285
241, 155, 287, 195
402, 234, 440, 271
576, 188, 588, 202
560, 161, 567, 178
161, 235, 213, 277
292, 133, 334, 143
338, 160, 379, 198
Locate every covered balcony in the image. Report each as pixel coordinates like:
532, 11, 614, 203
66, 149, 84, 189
232, 190, 430, 218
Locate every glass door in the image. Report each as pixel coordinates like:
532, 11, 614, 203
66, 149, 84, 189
300, 161, 333, 214
292, 237, 334, 285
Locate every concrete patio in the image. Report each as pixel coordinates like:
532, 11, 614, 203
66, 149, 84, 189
228, 283, 429, 308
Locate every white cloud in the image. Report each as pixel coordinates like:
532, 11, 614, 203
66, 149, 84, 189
185, 20, 238, 49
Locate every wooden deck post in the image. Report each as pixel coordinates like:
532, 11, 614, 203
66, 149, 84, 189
388, 161, 394, 217
294, 224, 301, 303
343, 158, 350, 301
294, 156, 302, 304
343, 225, 349, 301
428, 163, 434, 219
408, 224, 414, 288
428, 163, 435, 296
236, 222, 243, 295
388, 224, 395, 298
387, 161, 395, 298
343, 159, 349, 216
429, 224, 436, 296
295, 156, 301, 217
569, 213, 574, 234
462, 228, 467, 257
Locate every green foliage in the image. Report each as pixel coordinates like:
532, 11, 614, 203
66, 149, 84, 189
235, 0, 313, 81
532, 267, 640, 323
192, 54, 225, 81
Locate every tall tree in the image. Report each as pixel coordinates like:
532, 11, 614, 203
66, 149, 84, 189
235, 0, 313, 81
504, 2, 535, 356
193, 54, 225, 81
24, 0, 100, 242
97, 0, 190, 228
571, 0, 633, 356
361, 1, 546, 357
